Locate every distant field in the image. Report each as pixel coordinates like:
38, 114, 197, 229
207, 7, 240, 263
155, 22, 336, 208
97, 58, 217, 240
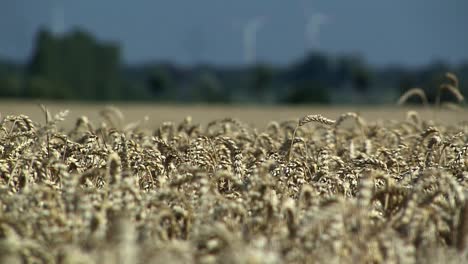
0, 100, 465, 129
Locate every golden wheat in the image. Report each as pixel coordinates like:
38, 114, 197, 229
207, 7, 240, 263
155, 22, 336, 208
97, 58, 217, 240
0, 103, 466, 264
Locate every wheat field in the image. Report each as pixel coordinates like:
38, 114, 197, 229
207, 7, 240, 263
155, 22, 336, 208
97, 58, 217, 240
0, 101, 465, 128
0, 102, 467, 263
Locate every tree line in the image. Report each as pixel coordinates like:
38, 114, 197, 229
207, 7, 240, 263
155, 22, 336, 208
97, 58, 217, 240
0, 28, 467, 104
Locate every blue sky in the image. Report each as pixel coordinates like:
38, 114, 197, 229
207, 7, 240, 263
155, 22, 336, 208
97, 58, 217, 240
1, 0, 467, 66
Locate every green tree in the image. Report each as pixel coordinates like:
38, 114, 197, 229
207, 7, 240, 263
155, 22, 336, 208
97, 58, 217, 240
0, 75, 21, 97
250, 63, 274, 102
148, 67, 173, 96
24, 76, 73, 99
284, 81, 330, 104
95, 44, 121, 100
351, 67, 372, 93
192, 72, 225, 103
335, 55, 373, 93
286, 52, 331, 83
26, 28, 123, 100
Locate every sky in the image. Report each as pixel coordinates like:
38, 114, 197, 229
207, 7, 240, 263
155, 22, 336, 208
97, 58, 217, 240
1, 0, 467, 67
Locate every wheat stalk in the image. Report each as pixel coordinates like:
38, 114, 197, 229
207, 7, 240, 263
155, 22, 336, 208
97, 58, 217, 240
397, 87, 429, 106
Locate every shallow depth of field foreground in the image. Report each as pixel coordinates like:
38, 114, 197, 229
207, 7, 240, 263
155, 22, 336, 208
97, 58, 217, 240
1, 107, 468, 264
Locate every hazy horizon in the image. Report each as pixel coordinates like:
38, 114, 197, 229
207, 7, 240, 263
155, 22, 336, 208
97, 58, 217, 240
1, 0, 467, 67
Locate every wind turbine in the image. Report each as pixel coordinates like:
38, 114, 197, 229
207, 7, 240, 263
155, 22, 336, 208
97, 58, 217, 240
243, 17, 267, 65
50, 0, 65, 35
304, 13, 330, 52
300, 0, 331, 53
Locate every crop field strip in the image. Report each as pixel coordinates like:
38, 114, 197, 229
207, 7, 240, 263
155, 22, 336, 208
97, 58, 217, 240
0, 106, 467, 264
0, 73, 468, 263
0, 101, 465, 130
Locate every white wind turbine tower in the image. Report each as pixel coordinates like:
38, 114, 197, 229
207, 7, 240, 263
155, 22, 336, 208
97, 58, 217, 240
304, 13, 330, 53
50, 0, 65, 35
243, 17, 267, 65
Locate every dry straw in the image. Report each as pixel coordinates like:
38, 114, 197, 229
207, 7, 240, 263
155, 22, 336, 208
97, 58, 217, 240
397, 87, 429, 106
0, 103, 467, 263
288, 114, 336, 161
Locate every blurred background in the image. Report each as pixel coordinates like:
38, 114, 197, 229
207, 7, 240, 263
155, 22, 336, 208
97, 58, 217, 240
1, 0, 467, 105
